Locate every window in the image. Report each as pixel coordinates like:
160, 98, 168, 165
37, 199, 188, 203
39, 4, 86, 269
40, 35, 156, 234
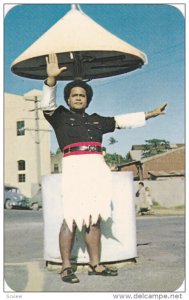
17, 121, 25, 136
18, 160, 26, 182
18, 174, 26, 182
18, 160, 25, 171
54, 163, 59, 173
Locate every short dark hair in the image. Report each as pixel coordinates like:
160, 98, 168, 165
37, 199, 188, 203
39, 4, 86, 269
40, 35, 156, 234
64, 80, 93, 107
139, 182, 144, 186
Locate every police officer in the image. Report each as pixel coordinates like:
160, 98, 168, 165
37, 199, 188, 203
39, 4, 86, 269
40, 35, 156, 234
41, 53, 167, 283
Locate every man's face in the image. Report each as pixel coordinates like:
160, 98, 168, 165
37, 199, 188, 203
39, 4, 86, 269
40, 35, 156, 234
68, 87, 87, 110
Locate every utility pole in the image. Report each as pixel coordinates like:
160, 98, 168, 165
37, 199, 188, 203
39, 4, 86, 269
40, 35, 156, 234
24, 90, 50, 190
34, 96, 41, 187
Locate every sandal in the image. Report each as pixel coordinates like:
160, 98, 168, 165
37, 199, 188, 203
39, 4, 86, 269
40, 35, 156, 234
88, 264, 118, 276
60, 267, 80, 283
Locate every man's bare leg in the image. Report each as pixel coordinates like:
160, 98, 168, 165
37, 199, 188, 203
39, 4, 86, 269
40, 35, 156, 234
84, 219, 101, 265
84, 217, 118, 275
59, 220, 80, 283
59, 220, 76, 270
84, 218, 106, 272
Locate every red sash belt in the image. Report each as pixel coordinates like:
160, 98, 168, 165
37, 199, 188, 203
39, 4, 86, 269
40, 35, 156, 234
63, 142, 103, 157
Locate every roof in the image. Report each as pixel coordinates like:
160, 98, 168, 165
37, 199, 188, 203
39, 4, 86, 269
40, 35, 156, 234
128, 150, 143, 161
23, 89, 42, 100
131, 143, 184, 151
141, 146, 185, 163
118, 145, 185, 168
148, 170, 185, 177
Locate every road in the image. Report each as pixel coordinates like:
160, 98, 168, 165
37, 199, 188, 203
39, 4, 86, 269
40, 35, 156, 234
4, 209, 185, 294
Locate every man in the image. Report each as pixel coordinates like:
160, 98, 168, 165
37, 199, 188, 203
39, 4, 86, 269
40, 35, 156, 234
40, 53, 167, 283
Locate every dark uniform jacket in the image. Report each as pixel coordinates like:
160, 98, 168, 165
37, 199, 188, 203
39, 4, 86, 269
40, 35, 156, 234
44, 106, 116, 151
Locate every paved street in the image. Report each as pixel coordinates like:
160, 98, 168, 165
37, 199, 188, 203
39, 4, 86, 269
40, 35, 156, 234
4, 209, 185, 294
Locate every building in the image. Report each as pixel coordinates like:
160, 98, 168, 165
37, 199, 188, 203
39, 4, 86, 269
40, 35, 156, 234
118, 145, 185, 180
4, 90, 51, 197
119, 144, 185, 207
51, 151, 62, 174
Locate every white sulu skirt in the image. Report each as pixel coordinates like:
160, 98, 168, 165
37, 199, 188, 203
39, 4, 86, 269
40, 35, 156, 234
61, 153, 113, 231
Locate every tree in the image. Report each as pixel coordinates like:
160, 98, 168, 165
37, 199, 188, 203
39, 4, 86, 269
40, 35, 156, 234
104, 152, 128, 168
108, 136, 120, 164
108, 137, 118, 145
142, 139, 171, 158
56, 148, 61, 154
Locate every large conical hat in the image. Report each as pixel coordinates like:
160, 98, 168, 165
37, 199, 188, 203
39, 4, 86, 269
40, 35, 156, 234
11, 5, 147, 80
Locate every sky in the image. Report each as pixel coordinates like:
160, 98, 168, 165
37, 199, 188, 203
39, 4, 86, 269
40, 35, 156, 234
4, 3, 185, 156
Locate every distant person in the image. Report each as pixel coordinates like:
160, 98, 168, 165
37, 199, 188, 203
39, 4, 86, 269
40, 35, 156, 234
136, 182, 146, 214
145, 186, 153, 210
136, 182, 153, 214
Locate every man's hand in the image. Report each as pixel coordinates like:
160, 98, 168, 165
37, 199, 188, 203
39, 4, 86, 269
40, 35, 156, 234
45, 53, 67, 86
145, 103, 167, 120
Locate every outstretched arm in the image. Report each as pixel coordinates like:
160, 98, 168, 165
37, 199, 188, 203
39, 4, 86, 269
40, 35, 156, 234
114, 103, 167, 129
145, 103, 167, 120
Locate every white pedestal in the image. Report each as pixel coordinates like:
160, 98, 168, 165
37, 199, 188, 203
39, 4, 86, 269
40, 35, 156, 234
42, 172, 137, 263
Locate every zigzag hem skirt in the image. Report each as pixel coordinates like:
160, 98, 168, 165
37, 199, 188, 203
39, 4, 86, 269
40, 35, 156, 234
60, 153, 113, 231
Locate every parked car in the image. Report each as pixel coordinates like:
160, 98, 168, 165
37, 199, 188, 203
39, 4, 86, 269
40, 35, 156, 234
29, 188, 42, 210
4, 185, 29, 210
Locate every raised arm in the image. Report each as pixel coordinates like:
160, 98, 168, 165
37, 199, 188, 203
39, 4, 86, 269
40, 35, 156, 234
40, 53, 67, 112
45, 53, 67, 86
